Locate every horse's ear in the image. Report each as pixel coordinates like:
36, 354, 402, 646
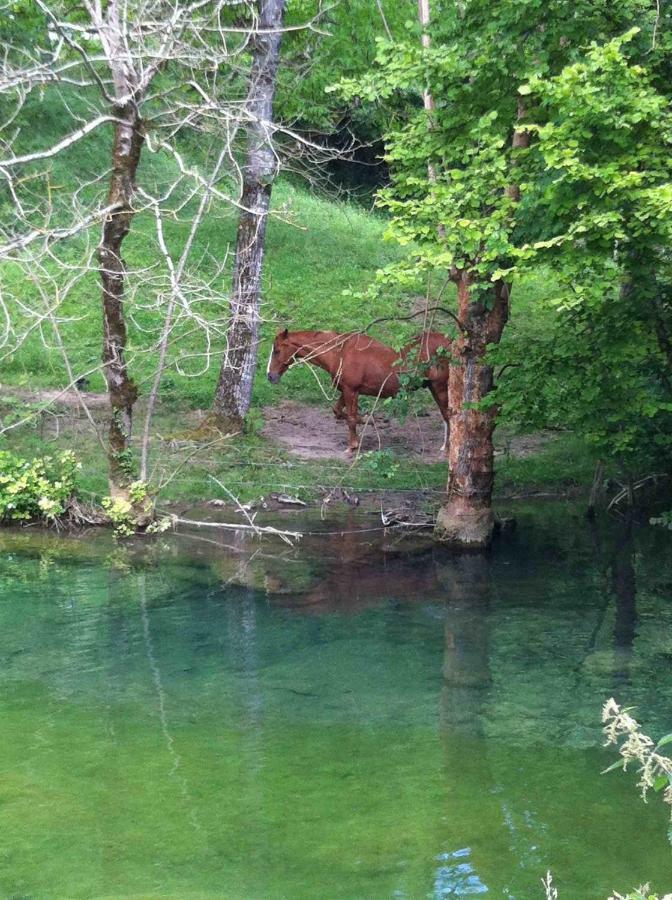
281, 328, 288, 339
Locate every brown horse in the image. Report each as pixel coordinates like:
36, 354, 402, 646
266, 328, 452, 454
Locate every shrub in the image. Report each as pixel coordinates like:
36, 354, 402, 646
0, 450, 79, 523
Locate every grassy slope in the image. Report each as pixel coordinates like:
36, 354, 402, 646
0, 102, 598, 504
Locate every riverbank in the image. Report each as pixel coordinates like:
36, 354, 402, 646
1, 383, 601, 513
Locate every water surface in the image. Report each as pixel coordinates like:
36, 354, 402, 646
0, 504, 671, 898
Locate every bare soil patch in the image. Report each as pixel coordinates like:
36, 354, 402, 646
1, 385, 109, 409
262, 399, 556, 463
262, 400, 446, 462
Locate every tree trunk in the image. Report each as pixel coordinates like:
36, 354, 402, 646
99, 101, 143, 495
435, 99, 529, 548
417, 0, 446, 241
435, 274, 508, 547
212, 0, 286, 426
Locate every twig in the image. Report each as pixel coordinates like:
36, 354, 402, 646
363, 305, 464, 334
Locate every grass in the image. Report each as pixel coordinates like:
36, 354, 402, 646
0, 93, 601, 507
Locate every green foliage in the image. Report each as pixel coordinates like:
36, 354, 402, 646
100, 496, 137, 538
520, 30, 672, 261
337, 1, 656, 286
113, 446, 136, 482
101, 481, 154, 537
609, 889, 667, 900
338, 1, 670, 476
492, 31, 672, 471
277, 0, 415, 138
0, 450, 78, 522
358, 449, 400, 480
490, 295, 672, 469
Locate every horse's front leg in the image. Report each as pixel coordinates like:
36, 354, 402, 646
342, 388, 360, 454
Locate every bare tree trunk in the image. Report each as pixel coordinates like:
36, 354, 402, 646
212, 0, 286, 427
435, 100, 529, 548
100, 99, 143, 495
417, 0, 434, 115
417, 0, 446, 241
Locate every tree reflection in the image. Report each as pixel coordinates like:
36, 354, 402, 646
611, 514, 638, 691
435, 553, 493, 896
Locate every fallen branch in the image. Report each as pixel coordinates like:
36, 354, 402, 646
166, 513, 302, 545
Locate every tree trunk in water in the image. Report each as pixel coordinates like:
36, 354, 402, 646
435, 274, 508, 548
212, 0, 286, 426
435, 99, 530, 548
99, 102, 143, 495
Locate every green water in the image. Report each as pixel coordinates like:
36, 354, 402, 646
0, 504, 671, 899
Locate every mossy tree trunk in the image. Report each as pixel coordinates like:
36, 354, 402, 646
99, 94, 143, 495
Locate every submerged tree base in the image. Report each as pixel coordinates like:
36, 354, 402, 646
433, 503, 495, 549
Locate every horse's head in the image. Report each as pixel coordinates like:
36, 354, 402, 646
267, 328, 295, 384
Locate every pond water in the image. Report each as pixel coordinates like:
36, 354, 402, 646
0, 503, 671, 899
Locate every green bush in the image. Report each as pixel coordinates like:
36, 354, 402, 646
0, 450, 79, 523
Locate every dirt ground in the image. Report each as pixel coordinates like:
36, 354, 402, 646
2, 386, 109, 409
261, 399, 556, 462
2, 385, 556, 464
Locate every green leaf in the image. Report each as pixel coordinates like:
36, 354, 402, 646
653, 774, 670, 793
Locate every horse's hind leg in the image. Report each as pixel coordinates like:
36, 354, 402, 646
342, 387, 360, 454
429, 382, 450, 456
334, 392, 364, 424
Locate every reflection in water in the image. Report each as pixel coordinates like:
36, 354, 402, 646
438, 555, 493, 896
0, 506, 670, 899
138, 573, 204, 835
433, 848, 488, 897
611, 516, 638, 690
440, 555, 492, 733
271, 512, 443, 615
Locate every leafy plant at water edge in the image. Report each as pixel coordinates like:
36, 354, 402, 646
602, 698, 672, 900
0, 450, 79, 522
102, 481, 155, 537
543, 700, 672, 900
602, 698, 672, 815
610, 889, 671, 900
